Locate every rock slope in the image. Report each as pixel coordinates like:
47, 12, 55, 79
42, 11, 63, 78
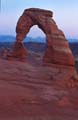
0, 51, 78, 119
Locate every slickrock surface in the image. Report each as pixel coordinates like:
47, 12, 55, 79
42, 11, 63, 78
0, 51, 78, 120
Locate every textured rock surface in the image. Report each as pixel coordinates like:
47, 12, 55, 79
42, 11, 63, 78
12, 8, 74, 66
12, 42, 27, 61
0, 51, 78, 119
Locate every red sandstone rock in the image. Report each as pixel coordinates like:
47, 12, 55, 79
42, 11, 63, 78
0, 55, 78, 119
7, 42, 27, 61
12, 8, 74, 66
13, 42, 27, 61
57, 96, 72, 107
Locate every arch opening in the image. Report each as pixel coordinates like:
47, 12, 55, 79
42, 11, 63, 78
25, 25, 46, 41
23, 25, 46, 65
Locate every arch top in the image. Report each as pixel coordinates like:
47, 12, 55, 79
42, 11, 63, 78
24, 8, 53, 17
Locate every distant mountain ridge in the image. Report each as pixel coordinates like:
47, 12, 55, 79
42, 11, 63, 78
0, 35, 77, 56
0, 35, 77, 43
0, 35, 15, 42
68, 38, 77, 43
0, 35, 45, 43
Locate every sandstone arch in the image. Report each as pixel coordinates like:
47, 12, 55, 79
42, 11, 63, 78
12, 8, 74, 65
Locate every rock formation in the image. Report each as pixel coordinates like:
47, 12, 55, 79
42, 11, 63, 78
11, 8, 74, 66
0, 8, 78, 119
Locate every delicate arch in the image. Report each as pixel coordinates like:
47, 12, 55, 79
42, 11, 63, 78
11, 8, 74, 66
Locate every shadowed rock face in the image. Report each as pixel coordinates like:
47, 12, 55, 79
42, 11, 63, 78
13, 8, 74, 66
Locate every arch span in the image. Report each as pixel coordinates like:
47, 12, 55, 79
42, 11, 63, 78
12, 8, 74, 66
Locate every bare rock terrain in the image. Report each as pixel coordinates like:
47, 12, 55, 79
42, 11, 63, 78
0, 51, 78, 120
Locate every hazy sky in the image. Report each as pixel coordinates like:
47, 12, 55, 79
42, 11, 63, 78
0, 0, 78, 38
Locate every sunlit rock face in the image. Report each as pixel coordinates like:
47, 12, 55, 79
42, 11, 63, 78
12, 8, 74, 66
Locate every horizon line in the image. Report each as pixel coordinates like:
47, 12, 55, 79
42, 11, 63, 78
0, 34, 77, 40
